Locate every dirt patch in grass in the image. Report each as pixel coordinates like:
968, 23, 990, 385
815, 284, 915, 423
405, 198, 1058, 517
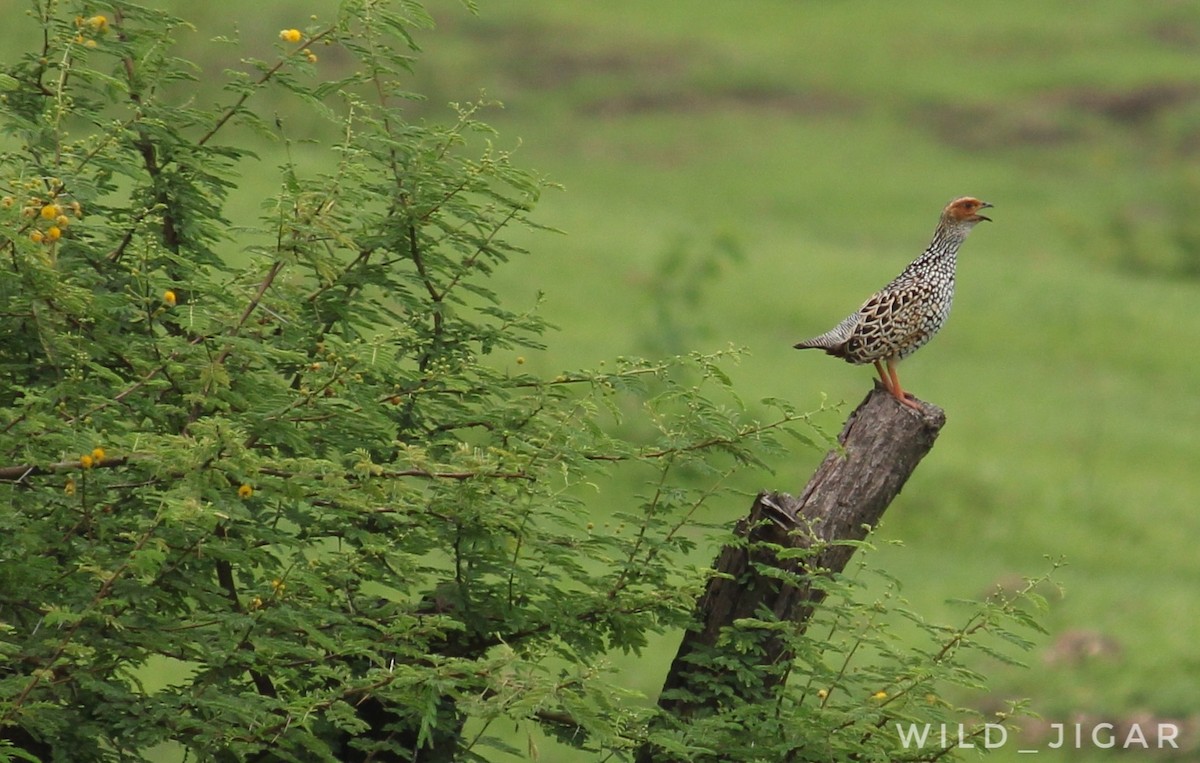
448, 15, 864, 120
913, 81, 1200, 151
1051, 82, 1200, 125
1147, 10, 1200, 50
911, 100, 1080, 151
581, 82, 862, 118
451, 15, 697, 90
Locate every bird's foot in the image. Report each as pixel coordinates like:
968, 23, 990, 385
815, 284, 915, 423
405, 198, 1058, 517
892, 390, 923, 412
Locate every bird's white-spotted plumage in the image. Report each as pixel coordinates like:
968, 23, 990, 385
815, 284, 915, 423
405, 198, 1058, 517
794, 197, 991, 366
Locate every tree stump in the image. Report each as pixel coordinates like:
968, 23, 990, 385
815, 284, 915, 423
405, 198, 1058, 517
641, 385, 947, 758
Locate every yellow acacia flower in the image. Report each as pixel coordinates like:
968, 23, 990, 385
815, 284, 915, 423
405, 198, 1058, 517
29, 230, 44, 243
45, 226, 62, 242
237, 483, 253, 499
55, 215, 70, 227
303, 49, 318, 63
163, 290, 177, 307
91, 447, 106, 461
88, 15, 109, 32
817, 689, 829, 699
279, 28, 302, 43
40, 204, 59, 220
271, 578, 285, 593
64, 478, 76, 496
80, 454, 94, 469
872, 690, 888, 700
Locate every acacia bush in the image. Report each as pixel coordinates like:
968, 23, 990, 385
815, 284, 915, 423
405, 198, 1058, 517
0, 2, 1048, 761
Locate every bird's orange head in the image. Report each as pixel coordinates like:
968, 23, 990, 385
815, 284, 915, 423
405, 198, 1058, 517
943, 196, 993, 224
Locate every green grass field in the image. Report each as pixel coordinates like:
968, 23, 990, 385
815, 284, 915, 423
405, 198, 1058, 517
7, 1, 1200, 759
408, 6, 1200, 757
411, 4, 1200, 759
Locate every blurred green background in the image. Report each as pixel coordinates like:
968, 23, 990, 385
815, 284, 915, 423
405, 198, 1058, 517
9, 0, 1200, 759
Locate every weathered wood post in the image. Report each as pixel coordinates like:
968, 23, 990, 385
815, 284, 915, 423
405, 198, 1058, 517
637, 386, 947, 761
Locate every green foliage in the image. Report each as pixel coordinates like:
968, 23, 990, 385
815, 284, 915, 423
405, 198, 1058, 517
640, 545, 1057, 763
0, 2, 1048, 761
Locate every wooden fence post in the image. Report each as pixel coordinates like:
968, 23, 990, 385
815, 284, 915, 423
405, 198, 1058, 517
638, 386, 947, 761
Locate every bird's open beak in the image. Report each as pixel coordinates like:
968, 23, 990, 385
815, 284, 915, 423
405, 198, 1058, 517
977, 201, 993, 222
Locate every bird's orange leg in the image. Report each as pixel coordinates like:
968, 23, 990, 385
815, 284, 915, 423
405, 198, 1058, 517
873, 360, 893, 395
885, 359, 922, 411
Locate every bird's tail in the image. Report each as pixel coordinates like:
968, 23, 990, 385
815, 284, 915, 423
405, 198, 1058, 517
793, 313, 858, 353
793, 334, 837, 350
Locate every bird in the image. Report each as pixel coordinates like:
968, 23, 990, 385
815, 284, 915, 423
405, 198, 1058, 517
793, 196, 993, 410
